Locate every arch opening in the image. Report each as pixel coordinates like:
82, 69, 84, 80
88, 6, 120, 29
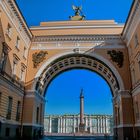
35, 53, 124, 97
44, 69, 114, 135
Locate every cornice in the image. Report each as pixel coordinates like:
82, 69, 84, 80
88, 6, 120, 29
123, 0, 140, 45
32, 35, 122, 42
30, 24, 124, 30
1, 0, 32, 41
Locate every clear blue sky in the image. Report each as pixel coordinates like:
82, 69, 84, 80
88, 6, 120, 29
16, 0, 132, 115
16, 0, 133, 26
45, 69, 112, 115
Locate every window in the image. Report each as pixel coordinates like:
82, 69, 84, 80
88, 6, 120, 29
128, 45, 132, 56
131, 68, 136, 85
13, 54, 19, 76
15, 36, 20, 49
5, 128, 10, 137
0, 43, 9, 71
20, 63, 26, 81
6, 97, 13, 120
13, 61, 17, 75
135, 101, 139, 120
36, 107, 39, 123
23, 46, 28, 59
0, 92, 1, 114
134, 34, 139, 48
16, 101, 21, 121
6, 23, 12, 38
137, 55, 140, 72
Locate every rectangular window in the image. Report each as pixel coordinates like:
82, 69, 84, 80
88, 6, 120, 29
20, 64, 26, 81
13, 54, 19, 76
5, 128, 10, 137
13, 61, 17, 75
6, 97, 13, 120
20, 69, 24, 81
0, 43, 9, 71
0, 92, 1, 115
6, 23, 12, 38
15, 36, 20, 49
23, 46, 27, 59
135, 101, 139, 120
134, 34, 139, 48
36, 107, 39, 123
16, 101, 21, 121
139, 61, 140, 72
131, 68, 136, 85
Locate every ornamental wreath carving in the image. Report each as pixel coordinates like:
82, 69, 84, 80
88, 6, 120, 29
107, 50, 124, 68
32, 51, 48, 68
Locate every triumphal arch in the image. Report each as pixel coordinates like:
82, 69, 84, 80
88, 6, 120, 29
0, 0, 140, 140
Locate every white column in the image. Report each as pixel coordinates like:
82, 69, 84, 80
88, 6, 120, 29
97, 116, 99, 133
60, 117, 63, 133
62, 117, 64, 133
85, 117, 87, 131
58, 118, 60, 133
101, 116, 103, 133
103, 116, 105, 133
104, 117, 106, 133
100, 116, 101, 133
73, 116, 75, 133
65, 117, 66, 133
89, 116, 92, 133
49, 117, 52, 133
63, 117, 65, 133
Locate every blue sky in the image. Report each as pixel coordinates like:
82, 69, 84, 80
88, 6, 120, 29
16, 0, 133, 26
45, 69, 112, 115
16, 0, 132, 115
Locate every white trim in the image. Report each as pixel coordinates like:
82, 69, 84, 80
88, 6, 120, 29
135, 123, 140, 127
31, 45, 125, 50
0, 117, 21, 125
25, 90, 45, 102
30, 25, 124, 30
114, 124, 133, 128
118, 90, 131, 98
23, 123, 43, 127
25, 94, 35, 98
35, 51, 125, 91
132, 83, 140, 96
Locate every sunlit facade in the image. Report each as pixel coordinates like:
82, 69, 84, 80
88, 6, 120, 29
0, 0, 140, 139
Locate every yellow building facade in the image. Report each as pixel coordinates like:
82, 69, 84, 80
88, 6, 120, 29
0, 0, 139, 140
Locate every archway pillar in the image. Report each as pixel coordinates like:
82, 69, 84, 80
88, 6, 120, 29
113, 90, 135, 140
22, 90, 45, 139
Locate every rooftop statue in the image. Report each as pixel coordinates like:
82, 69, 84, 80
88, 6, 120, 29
69, 5, 85, 21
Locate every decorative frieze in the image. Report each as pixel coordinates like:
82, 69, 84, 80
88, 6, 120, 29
32, 35, 121, 43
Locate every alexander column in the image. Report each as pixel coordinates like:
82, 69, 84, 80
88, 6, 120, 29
79, 89, 85, 132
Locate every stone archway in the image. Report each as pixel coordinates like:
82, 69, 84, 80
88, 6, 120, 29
34, 52, 125, 97
29, 51, 134, 140
24, 49, 134, 140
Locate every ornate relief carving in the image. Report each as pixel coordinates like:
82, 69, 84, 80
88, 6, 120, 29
32, 35, 121, 42
32, 51, 48, 68
107, 50, 124, 68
